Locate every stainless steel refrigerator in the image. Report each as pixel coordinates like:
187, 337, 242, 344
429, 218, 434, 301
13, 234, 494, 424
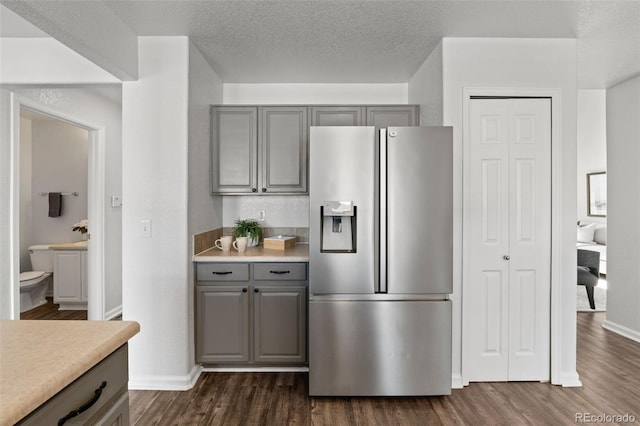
308, 126, 453, 396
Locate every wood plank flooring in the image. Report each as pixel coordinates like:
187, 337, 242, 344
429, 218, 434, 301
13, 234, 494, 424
19, 297, 87, 320
129, 312, 640, 425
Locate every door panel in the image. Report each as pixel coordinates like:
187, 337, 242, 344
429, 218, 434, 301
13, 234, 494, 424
386, 127, 453, 294
311, 106, 363, 126
465, 98, 551, 382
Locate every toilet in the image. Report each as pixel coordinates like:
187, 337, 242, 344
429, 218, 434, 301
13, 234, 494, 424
20, 245, 53, 313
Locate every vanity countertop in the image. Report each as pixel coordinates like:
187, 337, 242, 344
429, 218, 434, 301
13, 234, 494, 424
194, 243, 309, 262
0, 320, 140, 426
49, 240, 88, 250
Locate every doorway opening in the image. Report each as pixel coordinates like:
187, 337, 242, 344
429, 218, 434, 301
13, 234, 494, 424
9, 93, 106, 320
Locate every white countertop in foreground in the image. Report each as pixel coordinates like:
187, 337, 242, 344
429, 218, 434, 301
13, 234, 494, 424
194, 243, 309, 262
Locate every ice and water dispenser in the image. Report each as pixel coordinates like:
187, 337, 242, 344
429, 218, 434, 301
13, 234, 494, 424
320, 201, 357, 253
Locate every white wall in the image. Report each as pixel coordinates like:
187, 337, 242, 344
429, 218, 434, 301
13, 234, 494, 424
408, 41, 443, 126
122, 37, 195, 389
223, 83, 408, 105
19, 118, 32, 271
187, 41, 224, 368
29, 119, 88, 246
439, 37, 578, 386
0, 38, 120, 84
604, 75, 640, 342
577, 90, 606, 223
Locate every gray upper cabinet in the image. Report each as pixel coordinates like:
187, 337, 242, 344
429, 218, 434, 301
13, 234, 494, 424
211, 107, 258, 194
366, 105, 419, 129
211, 106, 307, 194
261, 106, 308, 194
311, 106, 364, 126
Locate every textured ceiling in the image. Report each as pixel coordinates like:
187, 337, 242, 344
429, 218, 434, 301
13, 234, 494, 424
2, 1, 639, 88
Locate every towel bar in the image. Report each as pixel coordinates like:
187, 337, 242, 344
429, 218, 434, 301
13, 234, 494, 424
40, 192, 79, 196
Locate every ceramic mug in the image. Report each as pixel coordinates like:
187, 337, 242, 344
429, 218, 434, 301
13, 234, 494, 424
233, 236, 248, 253
214, 235, 233, 252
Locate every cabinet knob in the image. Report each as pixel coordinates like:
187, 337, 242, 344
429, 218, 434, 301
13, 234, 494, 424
252, 188, 257, 193
503, 255, 510, 261
254, 288, 259, 293
262, 188, 267, 193
242, 288, 247, 293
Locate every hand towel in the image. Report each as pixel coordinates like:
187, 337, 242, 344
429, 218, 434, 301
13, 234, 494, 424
48, 192, 62, 217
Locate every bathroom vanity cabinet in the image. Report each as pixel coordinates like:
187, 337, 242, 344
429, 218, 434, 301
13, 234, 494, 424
53, 249, 88, 310
196, 262, 307, 366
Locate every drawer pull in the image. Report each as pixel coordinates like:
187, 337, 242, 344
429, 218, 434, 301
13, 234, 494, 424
269, 270, 290, 275
212, 271, 233, 275
58, 381, 107, 425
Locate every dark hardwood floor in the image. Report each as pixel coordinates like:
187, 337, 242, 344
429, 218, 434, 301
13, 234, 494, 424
130, 312, 640, 425
19, 297, 87, 320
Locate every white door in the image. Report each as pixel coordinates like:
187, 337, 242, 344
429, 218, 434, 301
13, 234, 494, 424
464, 98, 551, 382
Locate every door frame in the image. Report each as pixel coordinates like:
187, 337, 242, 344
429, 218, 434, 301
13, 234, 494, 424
461, 87, 563, 386
8, 92, 106, 320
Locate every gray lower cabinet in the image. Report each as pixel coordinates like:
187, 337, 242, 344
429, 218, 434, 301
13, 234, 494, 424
196, 262, 308, 365
19, 344, 129, 425
211, 106, 307, 194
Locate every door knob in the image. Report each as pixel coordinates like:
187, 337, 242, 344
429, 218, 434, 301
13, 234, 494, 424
503, 255, 510, 261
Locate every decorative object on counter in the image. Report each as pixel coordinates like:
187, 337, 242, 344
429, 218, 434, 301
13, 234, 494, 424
72, 219, 88, 234
214, 235, 233, 252
264, 235, 297, 250
233, 218, 262, 247
233, 236, 248, 253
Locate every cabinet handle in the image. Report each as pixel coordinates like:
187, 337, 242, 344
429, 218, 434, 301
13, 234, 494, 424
254, 288, 259, 293
58, 381, 107, 425
262, 188, 267, 192
252, 188, 257, 193
269, 270, 290, 275
212, 271, 232, 275
242, 288, 247, 292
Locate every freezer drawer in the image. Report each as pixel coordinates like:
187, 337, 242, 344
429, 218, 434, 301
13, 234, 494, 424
309, 299, 451, 396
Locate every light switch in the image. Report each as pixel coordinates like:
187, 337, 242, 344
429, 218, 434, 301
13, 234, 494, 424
140, 220, 151, 238
257, 209, 266, 222
111, 195, 122, 207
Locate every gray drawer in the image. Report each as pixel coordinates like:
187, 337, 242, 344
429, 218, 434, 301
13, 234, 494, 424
197, 263, 250, 281
19, 344, 128, 425
254, 263, 307, 281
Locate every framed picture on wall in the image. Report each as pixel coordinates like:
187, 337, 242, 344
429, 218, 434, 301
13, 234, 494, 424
587, 172, 607, 217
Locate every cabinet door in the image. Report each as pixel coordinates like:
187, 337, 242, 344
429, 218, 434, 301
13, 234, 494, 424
253, 285, 306, 363
196, 286, 250, 363
81, 251, 88, 302
365, 105, 419, 129
53, 251, 82, 302
211, 107, 258, 194
311, 106, 364, 126
260, 106, 308, 193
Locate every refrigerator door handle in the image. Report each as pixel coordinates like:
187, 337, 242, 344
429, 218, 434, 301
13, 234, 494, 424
378, 128, 387, 294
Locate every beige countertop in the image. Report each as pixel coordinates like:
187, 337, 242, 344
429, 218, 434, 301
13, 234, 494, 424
49, 240, 88, 250
194, 243, 309, 262
0, 320, 140, 426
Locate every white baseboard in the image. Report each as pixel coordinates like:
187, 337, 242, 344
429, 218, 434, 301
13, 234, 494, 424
603, 320, 640, 343
58, 303, 87, 310
128, 364, 202, 391
104, 304, 122, 320
202, 366, 309, 372
451, 373, 463, 389
558, 371, 582, 387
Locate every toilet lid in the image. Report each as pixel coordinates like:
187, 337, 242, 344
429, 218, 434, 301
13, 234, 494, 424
20, 271, 45, 281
